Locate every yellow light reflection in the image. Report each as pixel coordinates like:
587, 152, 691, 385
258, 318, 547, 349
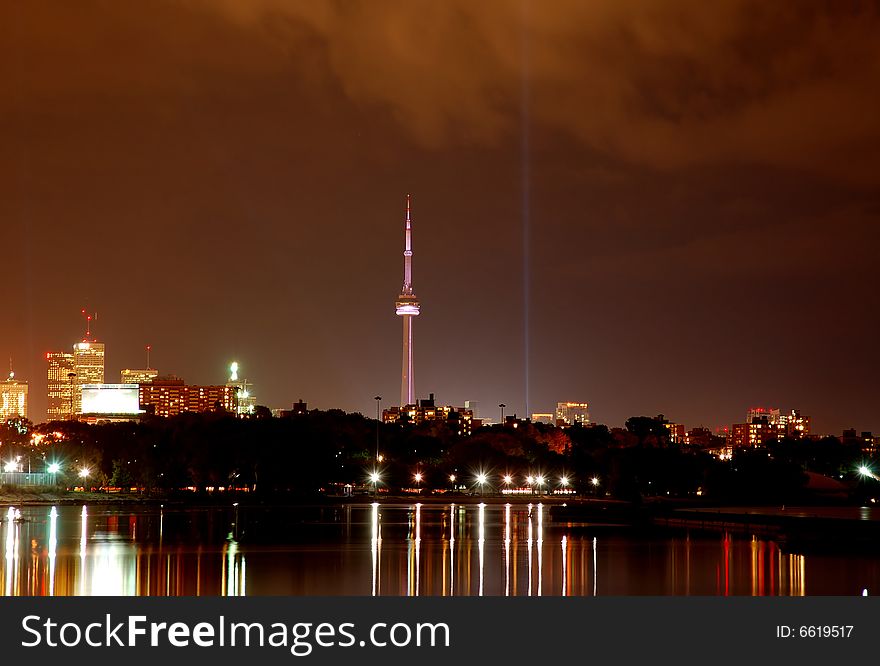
449, 503, 455, 597
561, 535, 567, 596
527, 504, 533, 596
48, 507, 57, 596
504, 504, 511, 597
79, 506, 88, 596
415, 504, 421, 596
371, 502, 381, 596
478, 503, 485, 597
537, 503, 543, 597
4, 507, 14, 596
222, 535, 246, 596
593, 536, 598, 596
406, 504, 421, 596
89, 542, 137, 595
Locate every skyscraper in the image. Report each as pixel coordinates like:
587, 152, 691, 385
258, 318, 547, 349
395, 194, 420, 407
0, 370, 28, 420
73, 341, 105, 414
46, 351, 75, 420
47, 338, 106, 420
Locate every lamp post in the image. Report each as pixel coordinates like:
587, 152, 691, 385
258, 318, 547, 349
499, 403, 506, 425
374, 396, 382, 461
476, 472, 488, 497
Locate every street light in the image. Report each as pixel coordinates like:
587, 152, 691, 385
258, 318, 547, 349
369, 471, 381, 497
374, 396, 382, 461
476, 472, 488, 496
48, 463, 61, 474
503, 474, 512, 487
560, 475, 570, 489
858, 465, 878, 481
536, 475, 546, 495
414, 471, 423, 492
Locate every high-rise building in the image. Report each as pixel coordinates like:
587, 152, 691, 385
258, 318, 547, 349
46, 351, 76, 420
531, 413, 555, 425
72, 341, 105, 414
0, 371, 28, 420
785, 409, 811, 438
121, 368, 158, 385
47, 337, 106, 419
555, 401, 590, 426
395, 195, 420, 407
139, 376, 237, 417
731, 418, 782, 448
741, 407, 811, 440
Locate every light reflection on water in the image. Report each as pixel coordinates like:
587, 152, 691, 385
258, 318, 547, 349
0, 502, 876, 596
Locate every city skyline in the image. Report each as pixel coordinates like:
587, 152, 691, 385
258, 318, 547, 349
0, 315, 859, 437
2, 2, 879, 433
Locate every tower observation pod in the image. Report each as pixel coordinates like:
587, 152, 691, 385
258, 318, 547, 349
395, 194, 420, 407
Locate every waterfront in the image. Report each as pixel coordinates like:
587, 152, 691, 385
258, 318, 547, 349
1, 502, 878, 596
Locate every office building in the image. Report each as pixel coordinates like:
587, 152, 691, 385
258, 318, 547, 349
139, 376, 237, 417
555, 401, 590, 426
46, 351, 76, 420
72, 341, 105, 414
0, 371, 28, 420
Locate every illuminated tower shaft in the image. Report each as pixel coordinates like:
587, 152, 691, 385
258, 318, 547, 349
395, 195, 420, 406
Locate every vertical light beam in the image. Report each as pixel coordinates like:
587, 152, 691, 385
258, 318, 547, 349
520, 0, 531, 418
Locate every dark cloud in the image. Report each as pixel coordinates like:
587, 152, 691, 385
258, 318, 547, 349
202, 0, 880, 183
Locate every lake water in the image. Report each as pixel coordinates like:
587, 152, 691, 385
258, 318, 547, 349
2, 502, 877, 596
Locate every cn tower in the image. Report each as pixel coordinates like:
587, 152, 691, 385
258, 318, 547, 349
395, 194, 420, 407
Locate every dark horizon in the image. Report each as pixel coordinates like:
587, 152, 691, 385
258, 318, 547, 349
2, 1, 879, 434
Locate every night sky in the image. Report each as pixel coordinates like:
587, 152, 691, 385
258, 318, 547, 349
2, 1, 879, 433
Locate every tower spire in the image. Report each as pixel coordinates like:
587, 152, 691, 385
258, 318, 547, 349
395, 194, 420, 407
403, 193, 413, 294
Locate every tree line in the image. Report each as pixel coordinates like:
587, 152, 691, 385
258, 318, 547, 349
0, 411, 873, 503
